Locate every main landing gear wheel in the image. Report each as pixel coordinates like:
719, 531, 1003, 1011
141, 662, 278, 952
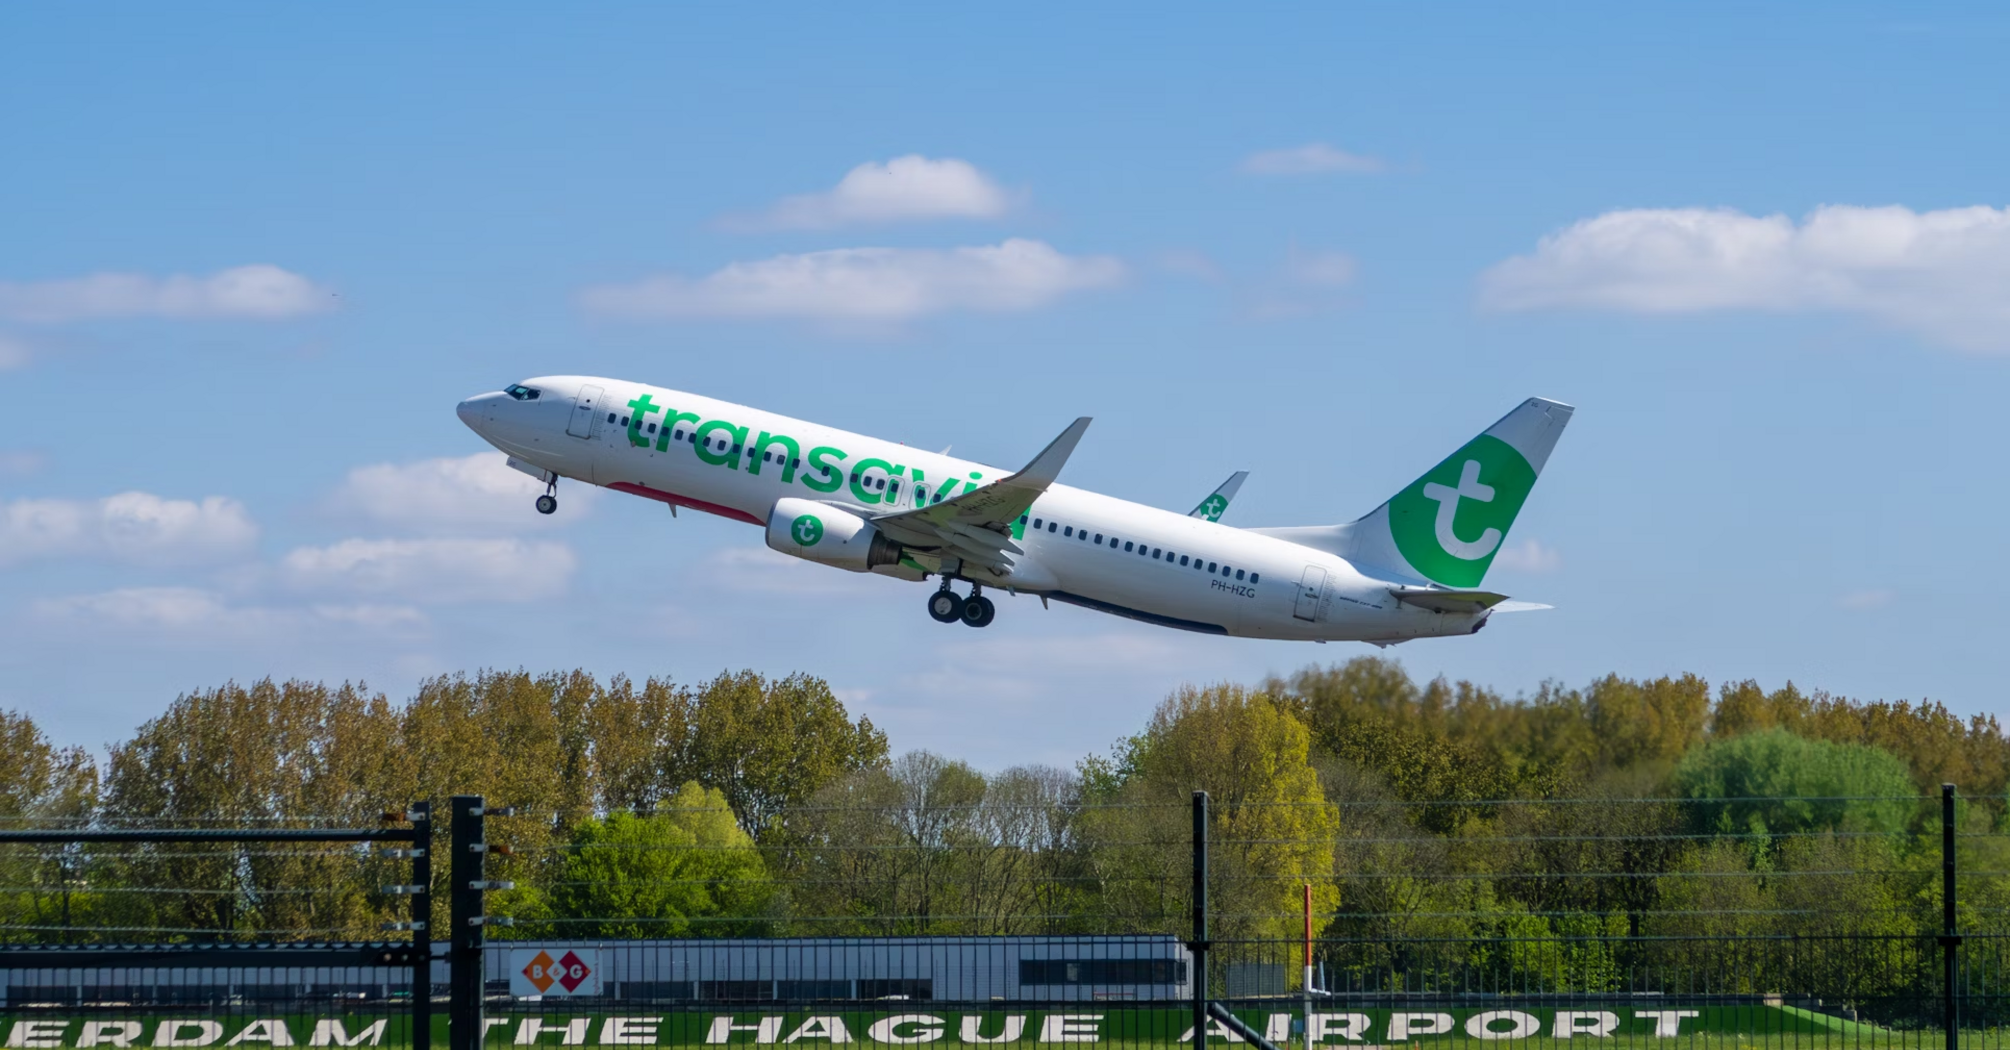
927, 590, 966, 624
962, 594, 996, 628
535, 494, 558, 515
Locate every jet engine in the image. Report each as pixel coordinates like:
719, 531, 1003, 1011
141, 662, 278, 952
766, 498, 905, 573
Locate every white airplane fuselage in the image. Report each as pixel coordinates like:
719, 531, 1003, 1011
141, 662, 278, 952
458, 375, 1496, 643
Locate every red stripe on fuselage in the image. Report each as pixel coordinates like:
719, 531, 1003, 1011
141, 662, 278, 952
606, 482, 764, 525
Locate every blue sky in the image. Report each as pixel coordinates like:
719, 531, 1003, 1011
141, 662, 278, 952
4, 4, 2007, 768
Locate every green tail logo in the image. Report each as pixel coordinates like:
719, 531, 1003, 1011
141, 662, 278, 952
1193, 494, 1229, 521
1388, 434, 1536, 587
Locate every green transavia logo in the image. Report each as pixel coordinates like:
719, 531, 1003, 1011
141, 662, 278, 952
1194, 494, 1229, 521
791, 514, 824, 547
1388, 434, 1536, 588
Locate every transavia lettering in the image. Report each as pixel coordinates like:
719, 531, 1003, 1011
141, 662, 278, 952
0, 1009, 1720, 1048
620, 397, 986, 509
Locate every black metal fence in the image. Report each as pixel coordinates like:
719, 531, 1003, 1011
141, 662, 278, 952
4, 789, 2008, 1047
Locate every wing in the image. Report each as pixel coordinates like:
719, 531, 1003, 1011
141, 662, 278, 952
870, 417, 1091, 575
1189, 470, 1248, 521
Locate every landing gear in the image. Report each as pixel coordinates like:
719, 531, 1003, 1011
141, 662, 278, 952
926, 580, 997, 627
535, 479, 558, 515
927, 587, 966, 624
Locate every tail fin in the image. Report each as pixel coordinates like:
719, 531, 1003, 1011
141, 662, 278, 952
1249, 398, 1573, 587
1190, 471, 1248, 521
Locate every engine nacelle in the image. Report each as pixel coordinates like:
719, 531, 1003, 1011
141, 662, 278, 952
766, 498, 905, 573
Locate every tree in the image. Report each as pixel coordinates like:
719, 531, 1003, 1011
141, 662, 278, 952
548, 782, 771, 938
0, 709, 98, 941
1083, 684, 1338, 945
677, 671, 890, 834
1672, 727, 1920, 837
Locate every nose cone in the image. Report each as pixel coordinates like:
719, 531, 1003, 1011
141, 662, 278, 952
457, 394, 495, 433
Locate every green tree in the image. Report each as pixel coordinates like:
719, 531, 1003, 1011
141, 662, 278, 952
1672, 727, 1920, 837
678, 671, 890, 835
548, 782, 771, 938
1083, 684, 1338, 945
0, 709, 99, 941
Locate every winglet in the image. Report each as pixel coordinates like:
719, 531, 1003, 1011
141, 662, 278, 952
1007, 417, 1092, 489
1190, 471, 1248, 521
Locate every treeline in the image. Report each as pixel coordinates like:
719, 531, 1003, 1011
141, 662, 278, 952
3, 659, 2007, 1007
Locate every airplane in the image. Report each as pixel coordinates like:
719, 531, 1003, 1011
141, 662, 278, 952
456, 378, 1572, 644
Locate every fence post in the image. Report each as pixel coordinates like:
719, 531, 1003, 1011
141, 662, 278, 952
1191, 790, 1210, 1045
1944, 783, 1959, 1050
450, 796, 486, 1050
412, 800, 433, 1050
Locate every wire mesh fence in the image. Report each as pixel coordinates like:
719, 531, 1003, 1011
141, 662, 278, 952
3, 793, 2008, 1047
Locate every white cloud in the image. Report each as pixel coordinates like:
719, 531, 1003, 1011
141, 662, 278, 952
1284, 249, 1359, 288
1480, 204, 2010, 352
1491, 538, 1562, 573
1248, 247, 1359, 318
0, 450, 43, 477
329, 452, 597, 532
0, 265, 334, 323
1240, 143, 1385, 176
0, 333, 30, 369
0, 492, 258, 567
1839, 588, 1895, 611
580, 239, 1124, 322
34, 587, 426, 637
743, 155, 1012, 229
279, 537, 576, 603
37, 587, 277, 632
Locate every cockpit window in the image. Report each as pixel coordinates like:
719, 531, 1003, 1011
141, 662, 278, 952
504, 384, 540, 401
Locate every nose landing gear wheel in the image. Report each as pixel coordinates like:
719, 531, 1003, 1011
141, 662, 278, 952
927, 590, 966, 624
535, 494, 558, 515
962, 594, 996, 628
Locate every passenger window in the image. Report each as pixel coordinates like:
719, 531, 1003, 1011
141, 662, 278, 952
889, 481, 900, 497
673, 429, 684, 440
1251, 573, 1260, 584
606, 412, 617, 423
1048, 522, 1057, 532
731, 444, 741, 453
622, 416, 631, 426
1236, 569, 1246, 580
648, 423, 657, 433
792, 458, 801, 468
1064, 526, 1073, 537
1179, 555, 1189, 566
1032, 518, 1041, 529
1152, 549, 1162, 559
690, 433, 698, 444
1208, 562, 1218, 572
1124, 541, 1134, 552
1019, 515, 1028, 525
1094, 534, 1103, 544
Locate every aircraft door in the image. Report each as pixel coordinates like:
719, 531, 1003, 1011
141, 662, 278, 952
1293, 565, 1327, 622
566, 384, 605, 439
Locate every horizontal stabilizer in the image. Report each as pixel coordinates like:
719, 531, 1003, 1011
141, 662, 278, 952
1390, 587, 1511, 614
1492, 600, 1553, 613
